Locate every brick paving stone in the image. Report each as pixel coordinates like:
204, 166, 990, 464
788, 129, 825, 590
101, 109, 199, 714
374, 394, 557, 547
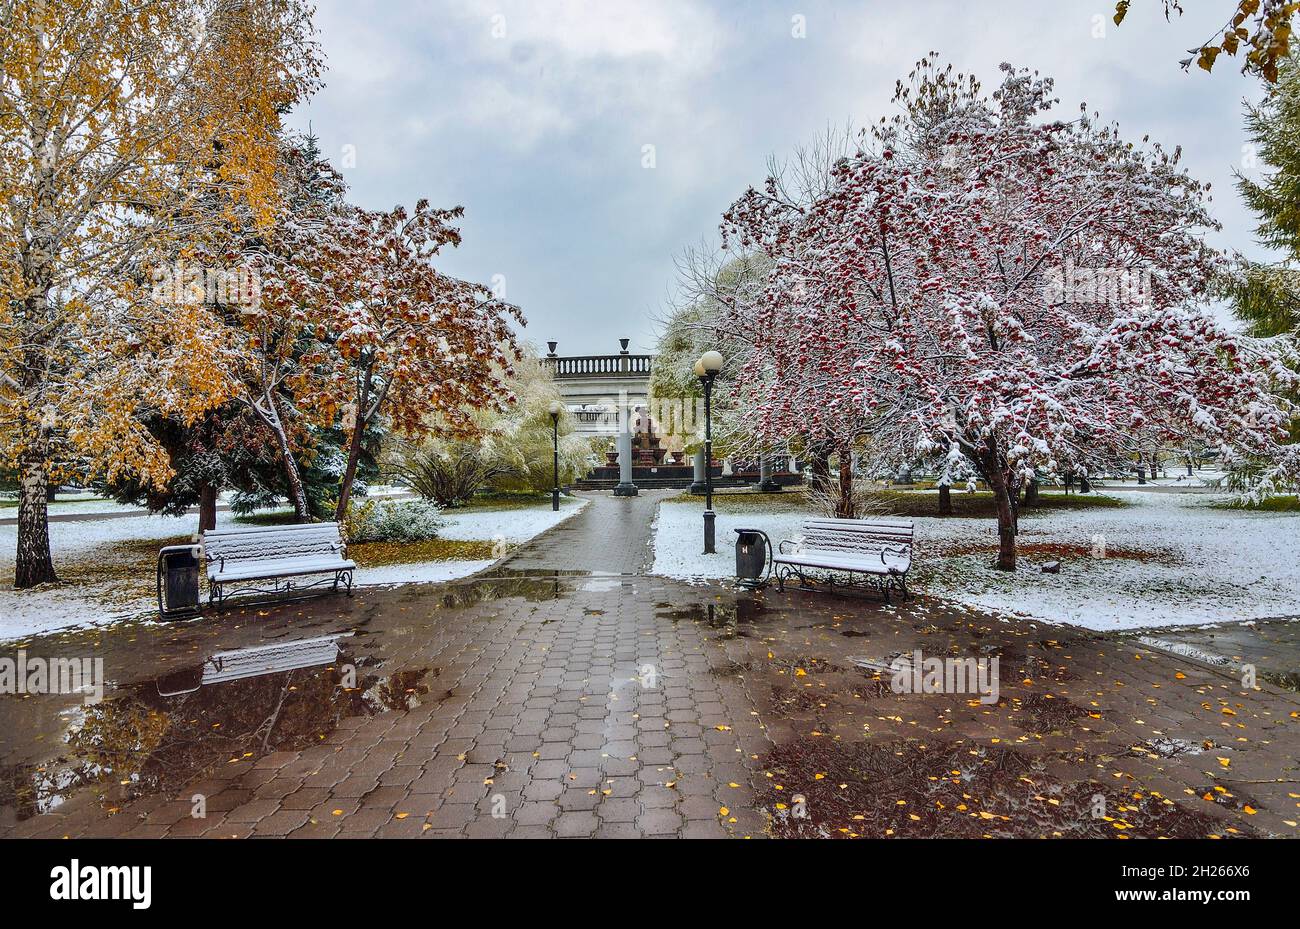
553, 811, 599, 837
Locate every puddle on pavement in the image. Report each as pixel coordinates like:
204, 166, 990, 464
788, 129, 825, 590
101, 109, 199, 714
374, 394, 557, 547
654, 596, 768, 633
1126, 737, 1208, 759
0, 571, 588, 826
1131, 620, 1300, 693
0, 632, 432, 822
758, 737, 1258, 839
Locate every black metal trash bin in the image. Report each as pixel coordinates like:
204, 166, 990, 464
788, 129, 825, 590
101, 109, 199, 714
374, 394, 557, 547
734, 528, 772, 589
157, 544, 202, 619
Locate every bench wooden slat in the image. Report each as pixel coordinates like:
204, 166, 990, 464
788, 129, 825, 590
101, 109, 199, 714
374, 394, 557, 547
199, 522, 354, 609
775, 517, 914, 601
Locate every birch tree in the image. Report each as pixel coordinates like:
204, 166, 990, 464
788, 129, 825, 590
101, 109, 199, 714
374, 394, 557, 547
0, 0, 319, 586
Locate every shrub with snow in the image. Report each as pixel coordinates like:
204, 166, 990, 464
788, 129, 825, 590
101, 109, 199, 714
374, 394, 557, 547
344, 499, 446, 544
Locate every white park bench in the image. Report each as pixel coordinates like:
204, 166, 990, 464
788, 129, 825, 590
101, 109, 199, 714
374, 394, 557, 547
200, 522, 355, 609
772, 517, 913, 601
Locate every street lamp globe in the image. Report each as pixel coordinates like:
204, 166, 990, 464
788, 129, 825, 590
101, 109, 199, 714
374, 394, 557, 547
548, 400, 563, 417
693, 358, 705, 378
699, 350, 723, 374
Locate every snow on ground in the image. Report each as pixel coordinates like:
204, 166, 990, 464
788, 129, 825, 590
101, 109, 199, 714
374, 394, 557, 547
0, 496, 587, 642
0, 510, 234, 641
651, 492, 1300, 632
0, 484, 414, 520
438, 497, 587, 543
356, 560, 496, 587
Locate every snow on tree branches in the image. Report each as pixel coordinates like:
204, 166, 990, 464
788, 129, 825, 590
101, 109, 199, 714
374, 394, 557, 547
719, 58, 1298, 569
0, 0, 321, 586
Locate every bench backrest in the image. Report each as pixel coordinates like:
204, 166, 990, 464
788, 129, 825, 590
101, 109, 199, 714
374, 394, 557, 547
201, 522, 345, 565
797, 517, 913, 554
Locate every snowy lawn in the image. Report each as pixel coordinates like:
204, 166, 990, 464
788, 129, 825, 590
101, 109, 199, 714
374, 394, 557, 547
0, 495, 587, 642
0, 484, 416, 521
651, 490, 1300, 631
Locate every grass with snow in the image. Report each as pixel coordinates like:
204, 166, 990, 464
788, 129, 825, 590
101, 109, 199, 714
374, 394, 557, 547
667, 487, 1126, 517
652, 490, 1300, 631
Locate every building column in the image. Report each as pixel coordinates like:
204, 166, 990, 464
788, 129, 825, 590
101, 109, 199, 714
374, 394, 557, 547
613, 428, 638, 496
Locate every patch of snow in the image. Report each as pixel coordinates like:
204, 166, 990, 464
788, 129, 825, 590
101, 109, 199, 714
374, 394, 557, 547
438, 497, 587, 543
650, 492, 1300, 632
356, 560, 496, 588
0, 497, 588, 643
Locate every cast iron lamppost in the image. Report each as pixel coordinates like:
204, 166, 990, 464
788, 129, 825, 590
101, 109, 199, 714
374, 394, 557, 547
549, 400, 562, 511
694, 350, 723, 553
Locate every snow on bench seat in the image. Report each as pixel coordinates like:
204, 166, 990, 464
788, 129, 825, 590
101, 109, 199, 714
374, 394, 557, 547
774, 516, 913, 600
200, 522, 355, 608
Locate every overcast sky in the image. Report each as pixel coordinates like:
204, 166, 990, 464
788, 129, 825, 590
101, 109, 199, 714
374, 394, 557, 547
288, 0, 1276, 356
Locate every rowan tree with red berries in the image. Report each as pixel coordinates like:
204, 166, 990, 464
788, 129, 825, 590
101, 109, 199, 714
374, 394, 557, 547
721, 58, 1297, 569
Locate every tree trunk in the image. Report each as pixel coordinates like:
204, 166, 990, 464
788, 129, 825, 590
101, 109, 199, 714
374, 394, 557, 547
808, 444, 831, 494
334, 418, 367, 522
46, 484, 56, 502
1023, 477, 1039, 507
198, 483, 218, 533
938, 483, 952, 516
15, 442, 58, 588
256, 391, 309, 521
836, 446, 854, 519
15, 72, 60, 589
278, 443, 309, 522
986, 467, 1018, 572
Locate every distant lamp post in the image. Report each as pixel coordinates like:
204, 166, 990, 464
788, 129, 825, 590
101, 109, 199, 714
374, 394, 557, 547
695, 350, 723, 553
549, 400, 563, 511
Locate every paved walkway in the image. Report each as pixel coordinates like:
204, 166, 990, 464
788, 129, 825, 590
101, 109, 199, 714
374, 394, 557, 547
501, 490, 674, 575
1, 491, 1297, 839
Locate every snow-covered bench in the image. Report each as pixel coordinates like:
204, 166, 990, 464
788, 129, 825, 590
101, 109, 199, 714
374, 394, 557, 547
772, 517, 913, 601
200, 522, 355, 609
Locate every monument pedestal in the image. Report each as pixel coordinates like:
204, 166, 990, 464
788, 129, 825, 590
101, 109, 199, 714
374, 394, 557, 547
613, 431, 638, 496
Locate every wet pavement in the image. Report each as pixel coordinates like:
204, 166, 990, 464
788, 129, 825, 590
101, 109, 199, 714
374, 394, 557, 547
1, 491, 1297, 839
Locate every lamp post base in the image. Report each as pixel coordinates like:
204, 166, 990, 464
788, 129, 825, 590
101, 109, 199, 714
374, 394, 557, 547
703, 509, 716, 553
757, 479, 782, 493
551, 488, 560, 511
613, 482, 639, 497
689, 481, 708, 495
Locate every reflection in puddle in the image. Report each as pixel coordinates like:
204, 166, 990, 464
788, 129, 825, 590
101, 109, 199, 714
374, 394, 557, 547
0, 571, 592, 826
419, 573, 576, 608
655, 596, 767, 634
154, 634, 349, 696
0, 633, 432, 821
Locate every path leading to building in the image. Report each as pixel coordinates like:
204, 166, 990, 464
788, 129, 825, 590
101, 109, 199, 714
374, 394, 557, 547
500, 490, 675, 575
2, 490, 1297, 840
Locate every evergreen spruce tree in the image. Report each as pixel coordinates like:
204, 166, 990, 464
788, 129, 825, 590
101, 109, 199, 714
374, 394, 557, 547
1232, 53, 1300, 337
